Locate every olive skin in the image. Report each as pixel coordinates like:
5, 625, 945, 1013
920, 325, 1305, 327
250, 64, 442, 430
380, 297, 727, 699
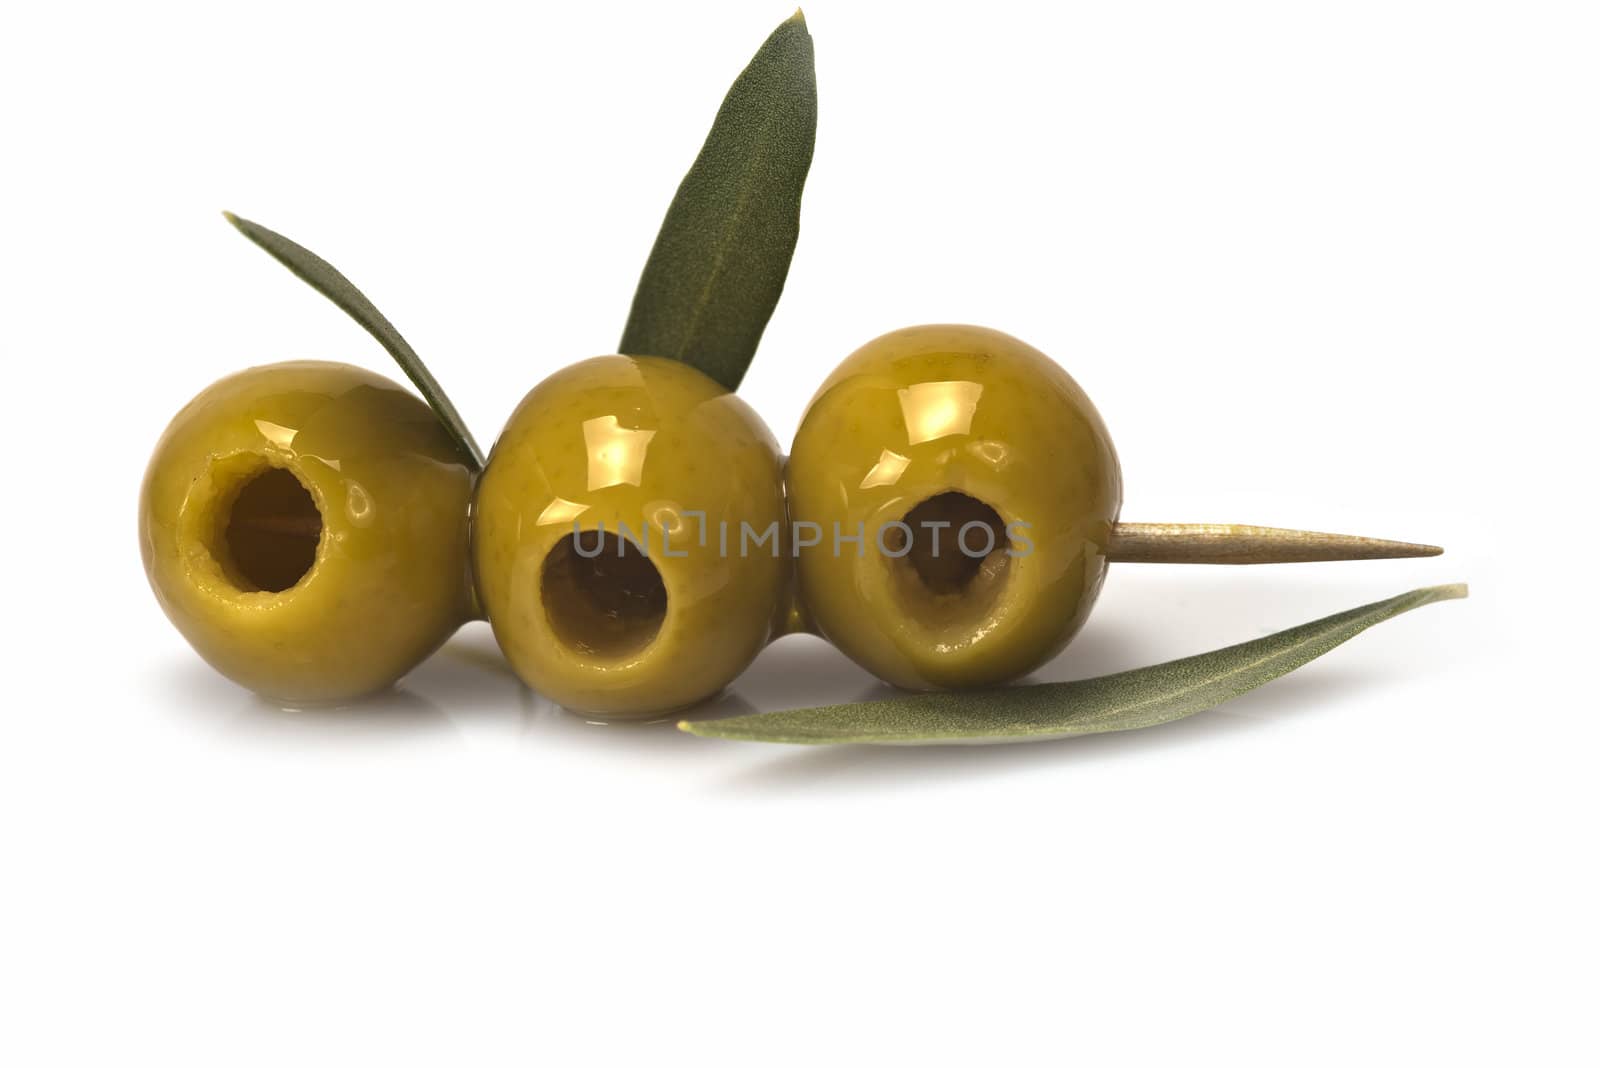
787, 325, 1122, 690
140, 362, 475, 703
473, 355, 789, 718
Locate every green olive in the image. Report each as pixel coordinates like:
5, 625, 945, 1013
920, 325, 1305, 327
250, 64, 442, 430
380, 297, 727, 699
139, 361, 475, 703
786, 324, 1122, 690
473, 356, 790, 718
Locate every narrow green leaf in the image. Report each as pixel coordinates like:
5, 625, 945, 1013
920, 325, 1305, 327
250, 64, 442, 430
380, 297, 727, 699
620, 10, 817, 391
682, 584, 1467, 745
222, 212, 485, 470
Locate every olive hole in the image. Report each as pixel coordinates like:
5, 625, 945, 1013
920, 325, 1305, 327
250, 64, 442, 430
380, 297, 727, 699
886, 492, 1011, 625
224, 467, 323, 593
541, 532, 668, 659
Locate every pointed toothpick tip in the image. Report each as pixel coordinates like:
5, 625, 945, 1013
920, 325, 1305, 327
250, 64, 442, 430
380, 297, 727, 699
1108, 523, 1445, 565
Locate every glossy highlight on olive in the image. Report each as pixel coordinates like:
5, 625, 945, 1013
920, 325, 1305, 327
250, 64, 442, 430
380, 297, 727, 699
139, 361, 476, 703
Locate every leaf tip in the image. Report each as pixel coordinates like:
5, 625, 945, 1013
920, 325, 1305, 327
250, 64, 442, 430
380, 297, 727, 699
788, 7, 807, 26
222, 210, 262, 243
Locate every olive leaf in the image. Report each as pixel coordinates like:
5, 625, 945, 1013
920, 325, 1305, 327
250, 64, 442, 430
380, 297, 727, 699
682, 584, 1466, 745
619, 10, 817, 391
222, 212, 485, 470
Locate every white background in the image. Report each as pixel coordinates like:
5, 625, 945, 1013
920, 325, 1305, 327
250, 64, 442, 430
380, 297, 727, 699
3, 1, 1596, 1064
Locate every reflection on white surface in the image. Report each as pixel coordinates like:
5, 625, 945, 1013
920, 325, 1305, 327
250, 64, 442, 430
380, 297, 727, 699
147, 570, 1474, 792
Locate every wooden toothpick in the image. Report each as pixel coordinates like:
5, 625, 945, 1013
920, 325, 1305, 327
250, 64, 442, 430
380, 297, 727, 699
1107, 523, 1442, 565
